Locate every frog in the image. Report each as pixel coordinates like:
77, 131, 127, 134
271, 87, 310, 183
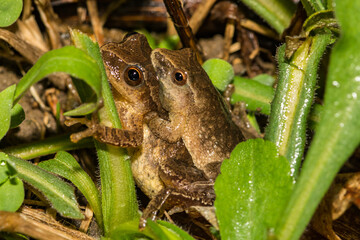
66, 33, 216, 225
146, 47, 245, 180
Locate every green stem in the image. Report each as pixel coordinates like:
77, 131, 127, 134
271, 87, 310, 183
2, 134, 93, 160
231, 76, 275, 115
265, 33, 331, 178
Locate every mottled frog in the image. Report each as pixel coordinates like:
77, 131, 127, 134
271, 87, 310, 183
147, 48, 245, 180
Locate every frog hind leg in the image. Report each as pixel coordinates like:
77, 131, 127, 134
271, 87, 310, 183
139, 182, 215, 229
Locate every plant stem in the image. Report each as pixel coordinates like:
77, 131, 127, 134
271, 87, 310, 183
2, 134, 93, 160
265, 33, 331, 178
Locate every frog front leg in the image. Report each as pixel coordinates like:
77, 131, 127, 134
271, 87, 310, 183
65, 117, 143, 147
145, 111, 183, 143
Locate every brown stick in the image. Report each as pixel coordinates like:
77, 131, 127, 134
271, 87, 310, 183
163, 0, 203, 64
188, 0, 217, 34
0, 210, 95, 240
86, 0, 104, 45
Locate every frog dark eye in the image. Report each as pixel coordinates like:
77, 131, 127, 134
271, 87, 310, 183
172, 69, 187, 86
125, 66, 143, 86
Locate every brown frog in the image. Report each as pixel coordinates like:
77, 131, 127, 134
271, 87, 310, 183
67, 33, 215, 225
147, 48, 245, 180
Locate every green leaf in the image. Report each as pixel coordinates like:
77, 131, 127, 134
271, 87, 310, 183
10, 104, 25, 128
136, 29, 157, 49
4, 153, 83, 219
146, 220, 169, 240
0, 161, 8, 185
0, 159, 17, 185
202, 58, 234, 91
300, 0, 325, 15
214, 139, 293, 240
0, 177, 24, 212
63, 102, 98, 116
0, 0, 22, 27
158, 35, 180, 50
38, 151, 103, 229
303, 10, 338, 37
276, 0, 360, 239
0, 85, 16, 140
108, 219, 154, 239
0, 154, 24, 212
14, 46, 101, 105
157, 220, 195, 240
238, 0, 295, 34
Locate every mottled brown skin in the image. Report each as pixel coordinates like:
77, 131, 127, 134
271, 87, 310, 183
148, 48, 245, 180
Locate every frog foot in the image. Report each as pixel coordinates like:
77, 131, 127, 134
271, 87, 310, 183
139, 188, 172, 230
65, 117, 97, 143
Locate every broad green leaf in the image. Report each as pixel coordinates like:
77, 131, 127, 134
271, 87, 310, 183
0, 177, 24, 212
38, 151, 103, 229
0, 153, 24, 212
0, 0, 22, 27
214, 139, 293, 240
5, 153, 83, 219
0, 85, 16, 140
10, 103, 25, 128
276, 0, 360, 239
202, 59, 234, 91
14, 46, 101, 105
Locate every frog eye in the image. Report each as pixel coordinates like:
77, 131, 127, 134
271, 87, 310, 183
125, 66, 143, 86
172, 69, 187, 86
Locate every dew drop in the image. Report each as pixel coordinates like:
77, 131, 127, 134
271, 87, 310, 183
352, 92, 357, 99
332, 81, 340, 87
